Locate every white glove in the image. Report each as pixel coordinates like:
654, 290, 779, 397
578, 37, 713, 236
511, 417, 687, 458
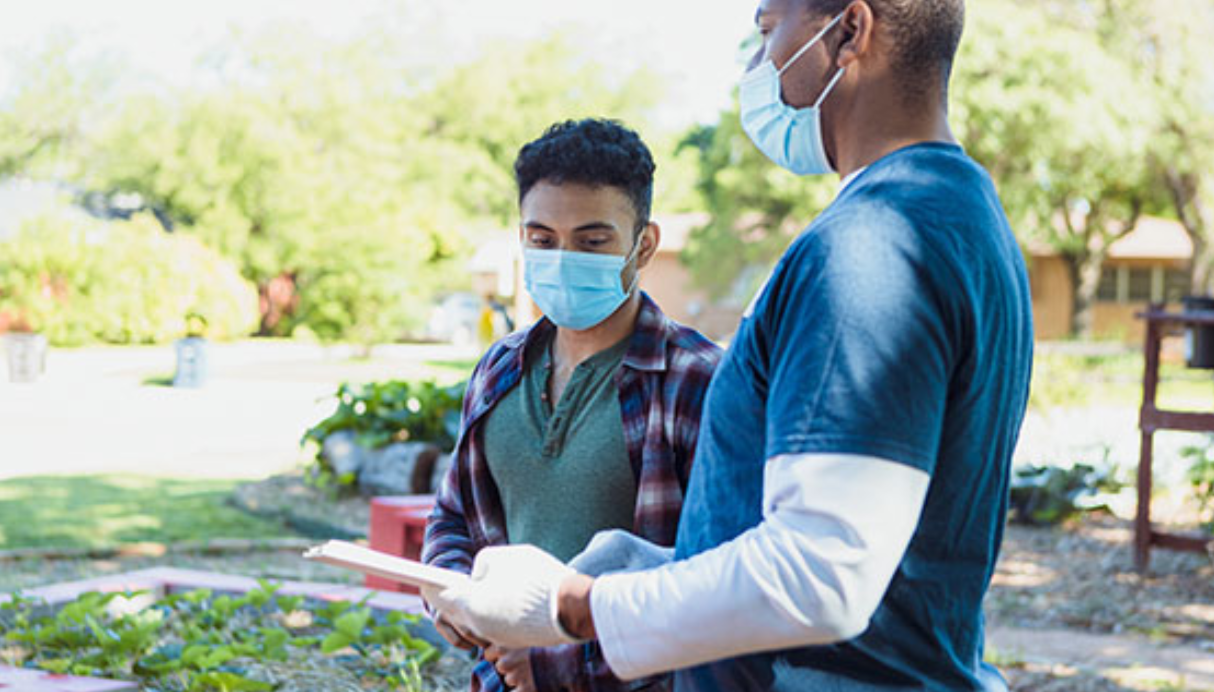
568, 529, 674, 577
422, 544, 584, 649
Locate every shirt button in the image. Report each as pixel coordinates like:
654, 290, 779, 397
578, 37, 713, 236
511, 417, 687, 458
482, 393, 492, 404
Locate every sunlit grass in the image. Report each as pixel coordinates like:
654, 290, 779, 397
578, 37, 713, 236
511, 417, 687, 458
0, 475, 299, 550
1029, 348, 1214, 412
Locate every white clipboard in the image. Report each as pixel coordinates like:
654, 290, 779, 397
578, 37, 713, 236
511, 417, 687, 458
303, 540, 469, 591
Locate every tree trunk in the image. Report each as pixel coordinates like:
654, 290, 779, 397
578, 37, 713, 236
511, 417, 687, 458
1067, 250, 1107, 338
1192, 236, 1214, 297
1167, 168, 1214, 296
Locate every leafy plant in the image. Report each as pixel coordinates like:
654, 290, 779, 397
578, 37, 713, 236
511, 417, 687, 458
0, 581, 440, 692
302, 379, 466, 489
1009, 463, 1124, 526
1179, 439, 1214, 532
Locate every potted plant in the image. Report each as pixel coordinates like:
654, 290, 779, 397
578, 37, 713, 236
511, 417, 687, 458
172, 312, 210, 388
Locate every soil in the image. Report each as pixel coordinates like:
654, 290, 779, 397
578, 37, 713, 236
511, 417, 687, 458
986, 517, 1214, 645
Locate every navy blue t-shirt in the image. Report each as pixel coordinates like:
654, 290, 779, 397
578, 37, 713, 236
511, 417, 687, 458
674, 143, 1033, 691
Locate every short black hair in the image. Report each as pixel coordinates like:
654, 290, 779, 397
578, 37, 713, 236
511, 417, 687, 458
808, 0, 965, 104
514, 118, 655, 229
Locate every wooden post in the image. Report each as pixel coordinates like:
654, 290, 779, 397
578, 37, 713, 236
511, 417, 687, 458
1135, 315, 1160, 572
1134, 306, 1214, 570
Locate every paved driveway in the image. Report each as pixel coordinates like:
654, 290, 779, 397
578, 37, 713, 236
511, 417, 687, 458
0, 341, 476, 481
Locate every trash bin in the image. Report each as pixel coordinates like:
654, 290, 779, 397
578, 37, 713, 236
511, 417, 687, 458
173, 336, 209, 387
4, 332, 47, 383
1182, 295, 1214, 369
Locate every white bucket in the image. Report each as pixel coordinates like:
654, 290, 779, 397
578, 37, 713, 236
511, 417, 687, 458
4, 332, 48, 383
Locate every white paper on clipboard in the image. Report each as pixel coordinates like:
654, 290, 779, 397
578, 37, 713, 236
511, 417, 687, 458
303, 540, 469, 591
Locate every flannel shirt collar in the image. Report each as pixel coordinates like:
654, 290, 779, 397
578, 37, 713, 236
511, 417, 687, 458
508, 292, 670, 375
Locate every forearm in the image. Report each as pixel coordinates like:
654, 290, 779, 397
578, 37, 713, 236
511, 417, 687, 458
568, 454, 929, 680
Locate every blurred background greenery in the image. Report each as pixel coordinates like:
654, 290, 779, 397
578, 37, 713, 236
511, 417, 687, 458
1, 0, 1211, 347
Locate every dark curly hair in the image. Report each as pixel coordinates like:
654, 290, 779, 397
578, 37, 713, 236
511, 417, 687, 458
514, 119, 655, 231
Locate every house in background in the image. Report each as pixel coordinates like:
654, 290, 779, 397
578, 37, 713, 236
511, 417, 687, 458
1029, 216, 1193, 343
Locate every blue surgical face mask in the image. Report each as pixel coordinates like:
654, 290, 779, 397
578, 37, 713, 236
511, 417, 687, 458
523, 236, 642, 331
739, 12, 846, 175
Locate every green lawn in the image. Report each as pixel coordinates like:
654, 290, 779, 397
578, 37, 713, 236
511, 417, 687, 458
1030, 348, 1214, 412
0, 475, 299, 550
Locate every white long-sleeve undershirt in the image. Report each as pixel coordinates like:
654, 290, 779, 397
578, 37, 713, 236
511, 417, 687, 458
589, 453, 930, 680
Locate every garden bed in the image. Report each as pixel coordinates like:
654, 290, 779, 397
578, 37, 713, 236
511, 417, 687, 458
0, 568, 473, 692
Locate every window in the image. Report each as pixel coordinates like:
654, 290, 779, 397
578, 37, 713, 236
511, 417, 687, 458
1165, 268, 1192, 302
1128, 268, 1153, 302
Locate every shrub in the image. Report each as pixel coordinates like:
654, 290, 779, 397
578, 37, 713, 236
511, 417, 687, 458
1179, 439, 1214, 533
302, 379, 467, 489
1009, 463, 1124, 526
0, 209, 259, 345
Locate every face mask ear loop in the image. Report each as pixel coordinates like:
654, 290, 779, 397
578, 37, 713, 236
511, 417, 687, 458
623, 227, 646, 296
776, 11, 847, 77
813, 66, 847, 109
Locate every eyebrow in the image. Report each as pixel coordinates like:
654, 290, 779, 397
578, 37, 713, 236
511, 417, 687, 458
523, 220, 619, 233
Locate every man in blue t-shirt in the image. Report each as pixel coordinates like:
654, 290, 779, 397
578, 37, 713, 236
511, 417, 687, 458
422, 1, 1034, 690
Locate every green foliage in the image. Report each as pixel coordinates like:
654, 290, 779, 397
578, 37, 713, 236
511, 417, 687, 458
304, 379, 467, 453
0, 582, 437, 692
44, 23, 664, 342
302, 379, 467, 489
0, 209, 259, 345
0, 36, 116, 178
677, 110, 837, 301
1179, 438, 1214, 532
1009, 463, 1124, 526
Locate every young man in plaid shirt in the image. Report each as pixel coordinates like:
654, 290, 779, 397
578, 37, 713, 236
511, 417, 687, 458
422, 118, 723, 692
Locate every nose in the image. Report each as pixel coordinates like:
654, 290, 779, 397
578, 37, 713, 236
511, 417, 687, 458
747, 43, 766, 71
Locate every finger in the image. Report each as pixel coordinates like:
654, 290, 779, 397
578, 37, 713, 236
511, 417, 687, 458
449, 619, 491, 649
499, 648, 527, 666
483, 645, 503, 664
464, 630, 492, 649
434, 615, 477, 651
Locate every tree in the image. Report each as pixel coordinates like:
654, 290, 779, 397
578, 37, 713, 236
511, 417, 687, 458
953, 0, 1162, 337
49, 22, 667, 344
677, 108, 837, 302
0, 37, 115, 179
1087, 0, 1214, 295
412, 35, 664, 226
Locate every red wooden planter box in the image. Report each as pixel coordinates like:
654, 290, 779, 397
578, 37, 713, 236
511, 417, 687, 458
367, 494, 436, 594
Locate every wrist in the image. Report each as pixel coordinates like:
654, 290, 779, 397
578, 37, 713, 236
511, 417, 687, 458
556, 574, 597, 640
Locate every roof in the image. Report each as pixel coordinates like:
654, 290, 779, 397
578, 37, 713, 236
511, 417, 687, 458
1107, 216, 1192, 261
1028, 215, 1192, 261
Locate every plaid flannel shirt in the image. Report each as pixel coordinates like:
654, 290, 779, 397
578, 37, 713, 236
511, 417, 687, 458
423, 293, 722, 692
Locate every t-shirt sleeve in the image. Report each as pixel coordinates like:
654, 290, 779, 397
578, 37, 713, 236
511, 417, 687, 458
757, 210, 957, 474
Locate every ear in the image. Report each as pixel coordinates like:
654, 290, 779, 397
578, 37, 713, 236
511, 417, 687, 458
637, 222, 661, 270
836, 1, 875, 70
